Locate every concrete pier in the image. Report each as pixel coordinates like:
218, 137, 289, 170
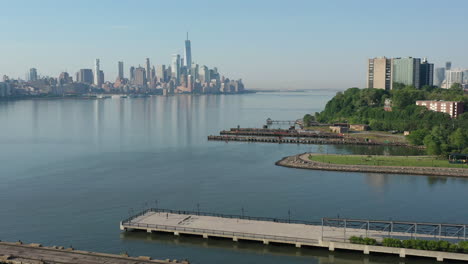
121, 209, 468, 262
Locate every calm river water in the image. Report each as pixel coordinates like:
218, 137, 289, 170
0, 91, 466, 264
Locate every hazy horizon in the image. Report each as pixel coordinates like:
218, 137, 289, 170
1, 0, 467, 89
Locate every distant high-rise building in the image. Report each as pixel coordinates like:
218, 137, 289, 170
392, 57, 421, 88
434, 68, 445, 87
130, 66, 135, 82
184, 33, 192, 69
29, 68, 38, 82
171, 54, 181, 85
99, 70, 104, 85
134, 67, 147, 87
445, 69, 464, 88
77, 69, 93, 84
93, 59, 103, 87
156, 65, 166, 83
118, 61, 124, 79
445, 61, 452, 71
58, 72, 71, 85
199, 65, 210, 83
145, 58, 151, 82
367, 57, 392, 90
419, 58, 434, 87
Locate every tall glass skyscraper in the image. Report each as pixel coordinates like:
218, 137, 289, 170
184, 33, 192, 69
171, 54, 181, 85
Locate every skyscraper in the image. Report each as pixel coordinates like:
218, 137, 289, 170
129, 66, 135, 82
419, 58, 434, 87
392, 57, 421, 88
134, 67, 147, 88
445, 61, 452, 71
118, 61, 124, 79
171, 54, 181, 85
145, 58, 151, 83
367, 57, 392, 90
29, 68, 38, 82
94, 59, 102, 87
157, 65, 166, 83
184, 33, 192, 69
445, 69, 464, 88
77, 69, 93, 84
434, 68, 445, 87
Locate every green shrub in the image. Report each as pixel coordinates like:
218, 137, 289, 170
448, 244, 459, 253
459, 241, 468, 253
363, 237, 377, 245
426, 240, 439, 251
437, 240, 450, 252
349, 236, 363, 244
382, 238, 403, 248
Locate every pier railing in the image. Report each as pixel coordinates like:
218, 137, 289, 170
122, 221, 319, 245
122, 208, 321, 226
322, 218, 468, 242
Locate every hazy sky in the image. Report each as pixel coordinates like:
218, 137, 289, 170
1, 0, 467, 90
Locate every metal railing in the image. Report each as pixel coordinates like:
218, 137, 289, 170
122, 208, 321, 226
122, 221, 319, 245
322, 218, 468, 242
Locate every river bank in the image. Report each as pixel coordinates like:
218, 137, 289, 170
276, 153, 468, 177
0, 241, 188, 264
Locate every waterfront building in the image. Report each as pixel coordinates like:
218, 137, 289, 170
29, 68, 38, 82
118, 61, 124, 79
419, 58, 434, 87
129, 66, 135, 82
434, 67, 445, 87
171, 54, 181, 85
99, 71, 104, 87
416, 100, 464, 118
156, 65, 166, 83
94, 59, 101, 86
445, 69, 464, 88
134, 67, 147, 88
145, 58, 151, 83
392, 57, 421, 88
58, 72, 71, 85
184, 33, 192, 70
77, 69, 93, 84
367, 57, 392, 90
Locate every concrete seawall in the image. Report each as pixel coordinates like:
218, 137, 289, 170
0, 241, 188, 264
276, 153, 468, 178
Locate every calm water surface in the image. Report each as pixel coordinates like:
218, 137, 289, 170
0, 91, 466, 264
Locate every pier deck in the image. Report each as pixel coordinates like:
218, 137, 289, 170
121, 209, 468, 262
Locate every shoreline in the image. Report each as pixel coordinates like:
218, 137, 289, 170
276, 153, 468, 178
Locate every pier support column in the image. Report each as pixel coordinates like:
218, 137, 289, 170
328, 242, 335, 252
399, 248, 405, 258
203, 234, 209, 239
363, 246, 370, 255
436, 255, 444, 262
295, 243, 301, 248
263, 240, 269, 245
232, 237, 238, 242
174, 232, 180, 236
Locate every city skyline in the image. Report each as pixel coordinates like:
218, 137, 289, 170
1, 0, 468, 89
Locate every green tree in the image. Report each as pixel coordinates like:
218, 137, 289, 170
407, 129, 429, 145
450, 128, 468, 152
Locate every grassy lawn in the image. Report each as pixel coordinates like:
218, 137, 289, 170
309, 154, 468, 168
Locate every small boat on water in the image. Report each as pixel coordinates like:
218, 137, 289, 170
120, 95, 128, 98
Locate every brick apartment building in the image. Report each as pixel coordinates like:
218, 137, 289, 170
416, 100, 464, 118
